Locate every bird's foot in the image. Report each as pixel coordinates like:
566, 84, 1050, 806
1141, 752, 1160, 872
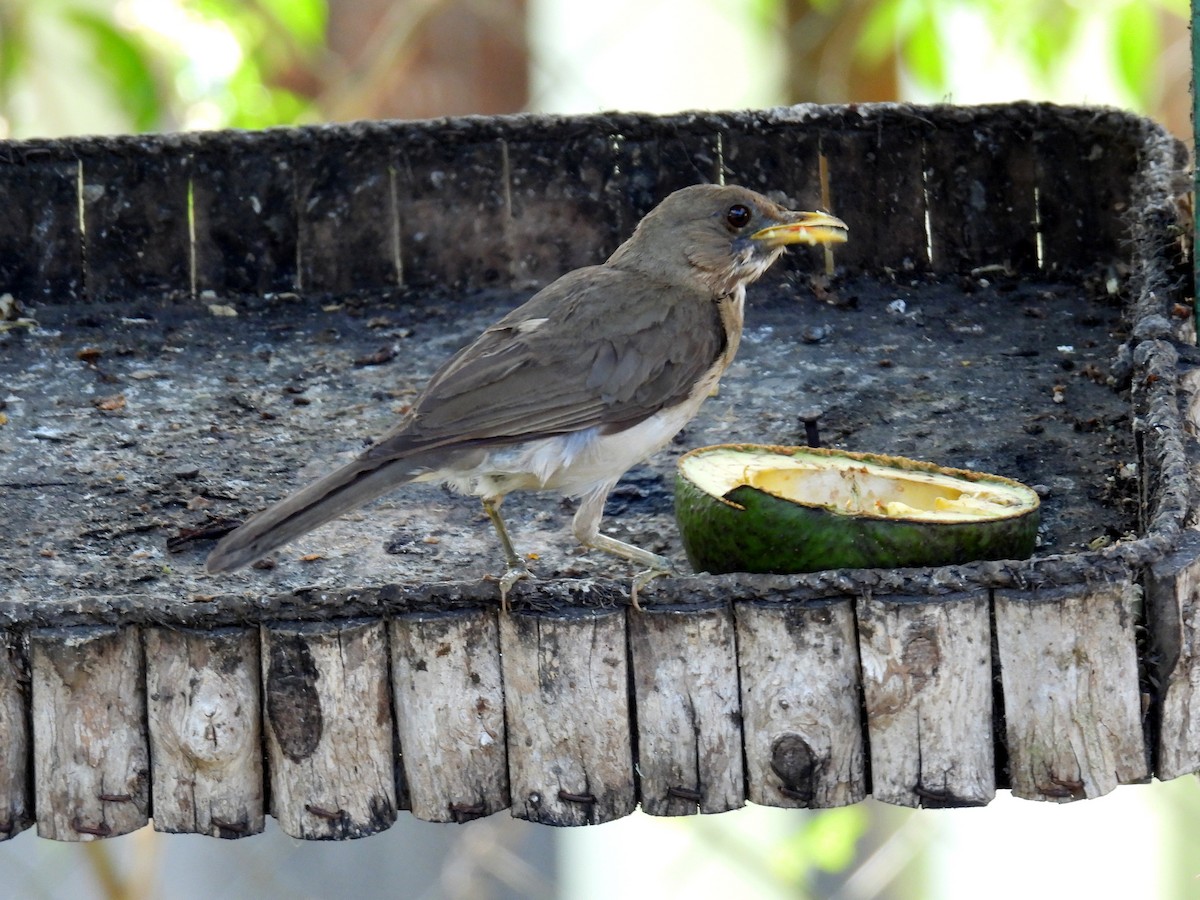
497, 562, 534, 612
630, 563, 674, 611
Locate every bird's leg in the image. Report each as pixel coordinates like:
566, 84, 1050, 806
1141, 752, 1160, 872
573, 484, 674, 610
481, 495, 530, 610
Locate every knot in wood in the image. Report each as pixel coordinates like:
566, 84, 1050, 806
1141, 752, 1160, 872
770, 732, 817, 804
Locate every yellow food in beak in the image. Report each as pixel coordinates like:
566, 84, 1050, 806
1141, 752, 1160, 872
752, 211, 848, 247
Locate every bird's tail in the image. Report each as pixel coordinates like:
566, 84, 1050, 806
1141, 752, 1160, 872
205, 455, 425, 573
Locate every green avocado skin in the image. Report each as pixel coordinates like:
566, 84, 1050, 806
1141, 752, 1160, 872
675, 477, 1040, 575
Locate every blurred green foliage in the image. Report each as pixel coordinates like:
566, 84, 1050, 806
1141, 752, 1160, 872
0, 0, 1188, 136
0, 0, 327, 134
853, 0, 1187, 111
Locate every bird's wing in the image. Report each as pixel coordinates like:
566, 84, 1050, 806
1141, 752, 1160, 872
366, 265, 725, 460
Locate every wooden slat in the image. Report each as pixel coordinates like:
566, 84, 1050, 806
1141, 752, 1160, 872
395, 133, 510, 291
629, 604, 745, 815
735, 600, 866, 808
1034, 110, 1139, 272
0, 154, 83, 302
262, 619, 397, 838
1146, 530, 1200, 779
924, 114, 1039, 273
500, 608, 635, 825
81, 145, 192, 301
505, 134, 619, 286
390, 610, 509, 822
0, 630, 31, 840
994, 580, 1148, 801
145, 627, 264, 838
295, 132, 400, 296
608, 120, 722, 233
30, 626, 149, 840
191, 139, 298, 297
857, 591, 995, 808
822, 116, 930, 274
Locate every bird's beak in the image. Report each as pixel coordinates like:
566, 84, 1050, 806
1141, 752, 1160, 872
751, 211, 848, 247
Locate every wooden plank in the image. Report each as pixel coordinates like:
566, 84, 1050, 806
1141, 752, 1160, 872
0, 154, 83, 302
1146, 530, 1200, 779
390, 610, 509, 822
500, 608, 635, 825
81, 144, 192, 301
262, 618, 396, 839
735, 600, 866, 808
0, 630, 31, 841
1034, 109, 1139, 272
395, 133, 510, 291
994, 580, 1148, 801
505, 133, 618, 286
191, 138, 298, 297
924, 113, 1039, 273
629, 604, 744, 815
145, 627, 264, 838
30, 626, 149, 840
857, 591, 995, 808
295, 132, 399, 296
822, 116, 930, 274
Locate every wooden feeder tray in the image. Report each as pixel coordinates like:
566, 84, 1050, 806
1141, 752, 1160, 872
0, 103, 1196, 840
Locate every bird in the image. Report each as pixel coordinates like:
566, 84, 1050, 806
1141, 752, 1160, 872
205, 184, 848, 607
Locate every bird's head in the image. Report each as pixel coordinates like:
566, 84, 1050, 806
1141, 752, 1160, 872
609, 184, 848, 296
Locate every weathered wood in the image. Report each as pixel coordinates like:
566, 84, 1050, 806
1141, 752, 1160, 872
506, 135, 619, 285
30, 626, 149, 840
924, 114, 1039, 273
1146, 530, 1200, 778
629, 604, 744, 815
145, 627, 264, 837
262, 619, 396, 839
735, 600, 866, 808
0, 155, 83, 302
1145, 360, 1200, 778
1034, 109, 1138, 272
395, 134, 510, 291
0, 631, 31, 840
390, 610, 509, 823
191, 137, 298, 297
857, 592, 995, 808
296, 131, 400, 295
822, 115, 930, 274
81, 145, 192, 301
499, 608, 635, 825
994, 580, 1148, 801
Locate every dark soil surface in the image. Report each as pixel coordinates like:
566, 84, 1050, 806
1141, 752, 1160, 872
1, 270, 1138, 605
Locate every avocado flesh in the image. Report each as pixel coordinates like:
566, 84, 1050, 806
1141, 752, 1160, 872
675, 445, 1040, 575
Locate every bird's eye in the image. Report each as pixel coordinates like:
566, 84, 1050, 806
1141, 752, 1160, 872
726, 204, 752, 229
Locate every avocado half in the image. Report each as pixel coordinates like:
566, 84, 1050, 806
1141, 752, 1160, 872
675, 444, 1040, 575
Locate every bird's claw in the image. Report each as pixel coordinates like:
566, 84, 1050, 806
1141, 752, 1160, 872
497, 563, 534, 612
630, 565, 674, 611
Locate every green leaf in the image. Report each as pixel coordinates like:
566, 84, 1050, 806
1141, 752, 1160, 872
64, 10, 163, 131
1112, 2, 1158, 109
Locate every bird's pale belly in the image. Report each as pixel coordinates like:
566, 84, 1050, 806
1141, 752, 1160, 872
423, 391, 711, 502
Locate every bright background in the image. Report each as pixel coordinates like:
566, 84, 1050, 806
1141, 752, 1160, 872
1, 1, 1198, 897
